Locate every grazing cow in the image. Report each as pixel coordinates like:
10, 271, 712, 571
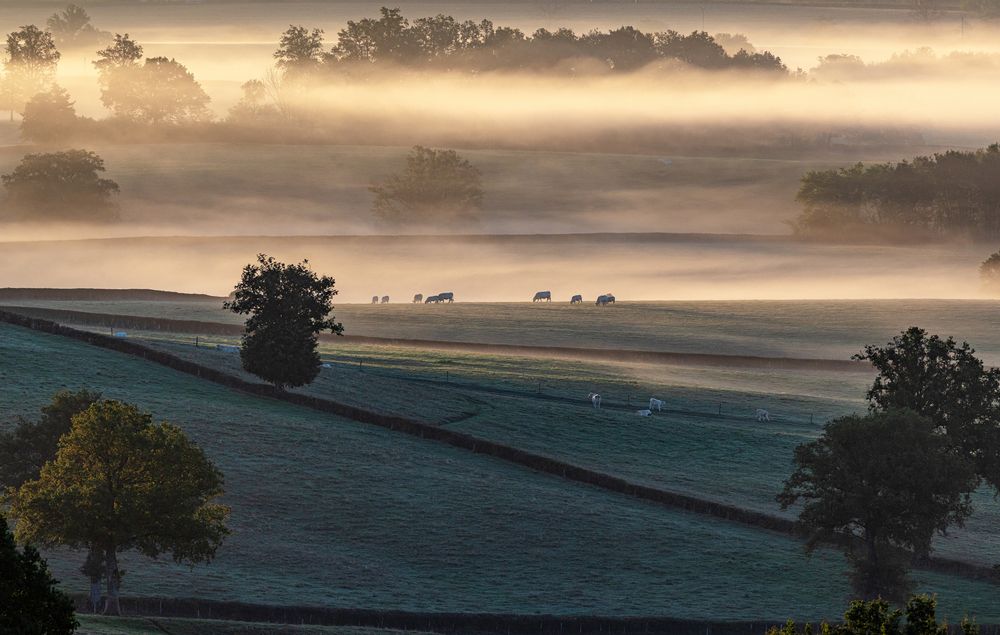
570, 294, 583, 304
588, 392, 601, 409
381, 295, 390, 304
636, 409, 652, 417
756, 409, 771, 422
649, 397, 665, 411
596, 294, 611, 306
533, 291, 552, 302
437, 292, 455, 303
425, 295, 439, 303
413, 293, 423, 304
605, 293, 616, 304
371, 295, 379, 304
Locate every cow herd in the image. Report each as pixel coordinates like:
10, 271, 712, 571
369, 291, 617, 305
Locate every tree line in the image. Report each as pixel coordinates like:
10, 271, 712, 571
792, 144, 1000, 240
273, 7, 787, 77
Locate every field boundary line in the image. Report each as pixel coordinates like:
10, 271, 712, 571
1, 310, 994, 586
0, 305, 871, 372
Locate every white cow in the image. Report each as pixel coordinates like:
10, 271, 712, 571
756, 409, 771, 422
588, 392, 602, 409
533, 291, 552, 302
570, 294, 583, 304
635, 409, 652, 417
649, 398, 665, 412
413, 293, 423, 303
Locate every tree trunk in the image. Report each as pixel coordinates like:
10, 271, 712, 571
103, 548, 121, 616
89, 578, 102, 613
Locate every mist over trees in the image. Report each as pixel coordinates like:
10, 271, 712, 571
95, 35, 210, 124
1, 149, 120, 222
793, 144, 1000, 239
47, 4, 109, 50
274, 7, 787, 77
3, 25, 59, 122
370, 146, 484, 226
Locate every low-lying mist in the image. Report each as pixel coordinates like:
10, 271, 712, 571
0, 234, 991, 302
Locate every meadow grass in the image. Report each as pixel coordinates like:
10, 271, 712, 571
3, 321, 1000, 620
76, 616, 428, 635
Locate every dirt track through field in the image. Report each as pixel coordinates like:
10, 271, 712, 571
1, 308, 994, 588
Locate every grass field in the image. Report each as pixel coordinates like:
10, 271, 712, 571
77, 616, 428, 635
3, 320, 1000, 621
11, 299, 1000, 363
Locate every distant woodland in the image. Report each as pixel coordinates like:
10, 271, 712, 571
793, 144, 1000, 240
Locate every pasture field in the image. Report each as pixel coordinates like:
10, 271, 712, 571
128, 330, 1000, 569
3, 320, 1000, 621
11, 299, 1000, 363
77, 616, 426, 635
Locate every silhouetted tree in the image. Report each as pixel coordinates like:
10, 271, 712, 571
8, 400, 230, 616
654, 30, 729, 69
854, 326, 1000, 492
93, 32, 142, 75
274, 25, 325, 78
370, 145, 484, 225
3, 25, 60, 121
1, 149, 119, 222
47, 4, 109, 50
99, 55, 210, 124
331, 7, 418, 64
20, 85, 81, 142
0, 515, 77, 635
778, 409, 977, 600
225, 254, 344, 389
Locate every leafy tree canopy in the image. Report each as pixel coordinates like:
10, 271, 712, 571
1, 149, 119, 222
854, 326, 1000, 491
778, 409, 977, 599
767, 595, 979, 635
8, 400, 229, 615
370, 145, 484, 226
0, 389, 102, 490
98, 53, 210, 124
3, 25, 60, 119
225, 254, 344, 389
0, 515, 77, 635
793, 144, 1000, 239
979, 250, 1000, 294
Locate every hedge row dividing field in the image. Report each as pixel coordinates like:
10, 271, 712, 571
3, 316, 993, 619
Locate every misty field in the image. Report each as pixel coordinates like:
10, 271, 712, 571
3, 321, 1000, 621
12, 298, 1000, 362
0, 143, 847, 238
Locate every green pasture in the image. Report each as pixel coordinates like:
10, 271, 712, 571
77, 616, 426, 635
2, 321, 999, 620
